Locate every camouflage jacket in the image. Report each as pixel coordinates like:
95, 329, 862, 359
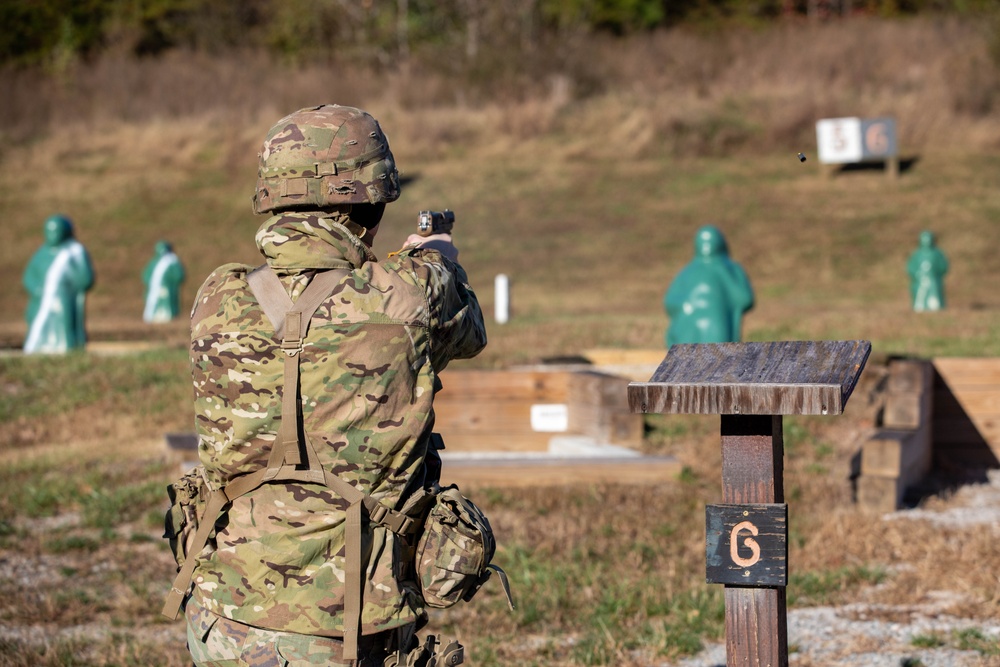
188, 211, 486, 637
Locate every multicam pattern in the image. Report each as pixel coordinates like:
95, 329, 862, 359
415, 486, 495, 609
188, 210, 486, 638
253, 105, 401, 213
186, 598, 390, 666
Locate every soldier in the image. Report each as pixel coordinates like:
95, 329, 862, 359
22, 214, 95, 354
664, 225, 754, 348
180, 105, 487, 666
907, 230, 948, 312
142, 240, 185, 323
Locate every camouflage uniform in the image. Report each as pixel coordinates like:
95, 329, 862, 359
186, 210, 486, 663
186, 596, 392, 667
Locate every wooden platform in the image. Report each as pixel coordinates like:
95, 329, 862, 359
627, 340, 871, 416
931, 358, 1000, 469
440, 453, 681, 488
434, 368, 643, 452
854, 357, 1000, 512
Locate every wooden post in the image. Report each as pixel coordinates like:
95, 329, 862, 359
721, 414, 787, 665
628, 340, 871, 667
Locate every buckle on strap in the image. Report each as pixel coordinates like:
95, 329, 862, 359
368, 503, 416, 535
369, 503, 389, 525
281, 338, 302, 356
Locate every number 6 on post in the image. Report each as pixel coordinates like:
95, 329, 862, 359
705, 504, 788, 587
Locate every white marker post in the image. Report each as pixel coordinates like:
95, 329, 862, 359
494, 273, 509, 324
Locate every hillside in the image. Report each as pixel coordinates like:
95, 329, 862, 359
2, 16, 1000, 365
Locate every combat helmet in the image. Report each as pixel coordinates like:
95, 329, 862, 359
252, 104, 400, 214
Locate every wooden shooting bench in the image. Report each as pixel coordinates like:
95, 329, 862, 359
628, 340, 871, 667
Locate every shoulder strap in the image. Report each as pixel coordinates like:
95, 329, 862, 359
163, 265, 414, 663
246, 265, 294, 338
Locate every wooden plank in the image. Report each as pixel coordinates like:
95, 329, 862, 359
931, 399, 1000, 423
567, 408, 644, 446
726, 588, 787, 667
933, 358, 1000, 384
856, 474, 903, 513
628, 340, 871, 416
567, 371, 632, 409
433, 370, 574, 453
436, 370, 570, 402
439, 456, 681, 488
931, 417, 1000, 443
720, 414, 788, 667
437, 404, 645, 449
860, 429, 931, 479
882, 393, 924, 430
882, 359, 932, 430
886, 359, 928, 393
932, 446, 1000, 468
435, 432, 555, 453
582, 348, 667, 367
433, 400, 550, 435
930, 361, 1000, 467
566, 371, 644, 445
436, 370, 647, 450
934, 359, 1000, 469
934, 391, 1000, 415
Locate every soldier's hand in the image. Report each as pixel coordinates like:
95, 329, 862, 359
406, 233, 458, 263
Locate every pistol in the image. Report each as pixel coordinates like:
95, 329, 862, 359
416, 210, 455, 237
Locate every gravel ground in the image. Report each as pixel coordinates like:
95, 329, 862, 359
674, 602, 998, 667
672, 470, 1000, 667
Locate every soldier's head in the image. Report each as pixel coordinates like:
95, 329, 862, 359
694, 225, 728, 259
252, 105, 400, 237
43, 214, 73, 246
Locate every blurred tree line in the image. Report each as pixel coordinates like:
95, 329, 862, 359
1, 0, 997, 68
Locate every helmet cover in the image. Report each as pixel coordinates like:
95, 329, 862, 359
253, 105, 400, 214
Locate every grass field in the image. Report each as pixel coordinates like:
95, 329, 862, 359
2, 15, 1000, 667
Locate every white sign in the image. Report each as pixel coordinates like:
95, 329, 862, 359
530, 404, 568, 432
816, 117, 863, 164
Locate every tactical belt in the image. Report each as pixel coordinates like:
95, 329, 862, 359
162, 265, 418, 663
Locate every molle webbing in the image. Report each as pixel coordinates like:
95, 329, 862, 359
257, 144, 389, 179
161, 265, 416, 664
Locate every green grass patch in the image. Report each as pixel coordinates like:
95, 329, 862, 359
0, 454, 173, 534
46, 535, 101, 553
0, 348, 189, 423
953, 628, 1000, 655
911, 633, 946, 648
789, 565, 887, 606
